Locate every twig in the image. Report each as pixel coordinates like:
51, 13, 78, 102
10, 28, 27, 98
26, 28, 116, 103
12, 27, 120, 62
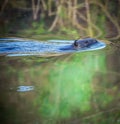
41, 0, 47, 10
90, 1, 120, 39
85, 0, 93, 37
77, 12, 103, 38
48, 15, 59, 31
32, 0, 40, 20
48, 0, 56, 16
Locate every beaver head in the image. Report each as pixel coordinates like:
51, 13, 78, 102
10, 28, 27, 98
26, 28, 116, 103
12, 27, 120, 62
73, 38, 98, 49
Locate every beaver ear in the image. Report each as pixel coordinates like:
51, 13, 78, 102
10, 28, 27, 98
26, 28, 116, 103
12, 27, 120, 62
74, 40, 78, 46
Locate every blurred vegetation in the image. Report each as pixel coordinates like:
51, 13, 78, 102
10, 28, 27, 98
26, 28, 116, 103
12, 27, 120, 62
0, 0, 120, 39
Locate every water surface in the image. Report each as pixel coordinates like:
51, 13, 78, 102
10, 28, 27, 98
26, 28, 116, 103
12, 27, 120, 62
0, 38, 106, 57
0, 39, 120, 124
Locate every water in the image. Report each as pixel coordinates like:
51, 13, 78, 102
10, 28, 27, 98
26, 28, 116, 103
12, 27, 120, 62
0, 38, 106, 57
0, 39, 120, 124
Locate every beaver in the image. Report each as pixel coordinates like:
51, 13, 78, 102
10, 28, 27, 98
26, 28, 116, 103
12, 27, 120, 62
73, 38, 98, 49
60, 38, 98, 50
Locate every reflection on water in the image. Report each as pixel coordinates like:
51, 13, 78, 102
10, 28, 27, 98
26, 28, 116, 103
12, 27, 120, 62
17, 86, 34, 92
0, 42, 120, 124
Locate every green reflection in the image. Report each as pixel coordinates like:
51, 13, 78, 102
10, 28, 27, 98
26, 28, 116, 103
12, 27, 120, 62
34, 52, 111, 121
1, 50, 119, 123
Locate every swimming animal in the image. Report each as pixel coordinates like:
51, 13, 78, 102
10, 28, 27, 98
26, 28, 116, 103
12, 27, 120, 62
0, 38, 106, 57
73, 38, 98, 49
59, 38, 103, 51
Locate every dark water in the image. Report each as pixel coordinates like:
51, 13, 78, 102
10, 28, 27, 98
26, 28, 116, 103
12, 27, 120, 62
0, 39, 120, 124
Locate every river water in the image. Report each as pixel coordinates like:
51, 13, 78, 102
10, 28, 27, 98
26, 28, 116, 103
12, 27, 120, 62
0, 38, 120, 124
